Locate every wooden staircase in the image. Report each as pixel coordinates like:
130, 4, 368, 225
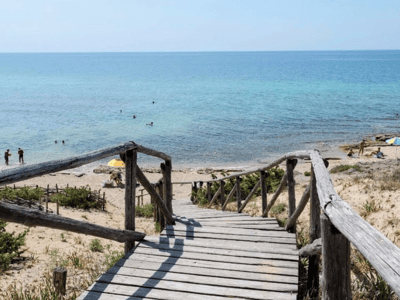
79, 199, 299, 300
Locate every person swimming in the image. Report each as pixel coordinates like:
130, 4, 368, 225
62, 140, 65, 144
133, 115, 136, 119
55, 140, 57, 144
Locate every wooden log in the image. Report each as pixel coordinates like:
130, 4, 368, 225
236, 176, 241, 212
0, 201, 146, 242
260, 171, 268, 215
208, 186, 222, 207
103, 192, 105, 211
285, 183, 311, 230
53, 267, 67, 295
56, 199, 59, 215
56, 184, 58, 193
238, 180, 261, 213
300, 238, 321, 257
221, 182, 236, 211
158, 180, 165, 228
46, 186, 49, 213
286, 159, 297, 233
134, 167, 175, 225
321, 213, 351, 299
262, 173, 287, 217
0, 141, 170, 187
162, 160, 173, 214
219, 180, 225, 206
124, 149, 137, 253
206, 182, 212, 203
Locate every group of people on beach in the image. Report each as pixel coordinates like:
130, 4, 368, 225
347, 140, 384, 158
4, 148, 24, 165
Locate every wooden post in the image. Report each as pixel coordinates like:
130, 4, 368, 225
260, 171, 268, 215
286, 159, 297, 233
158, 180, 165, 229
236, 176, 241, 212
46, 186, 49, 213
219, 180, 225, 206
103, 192, 105, 211
206, 182, 212, 203
53, 267, 67, 295
67, 184, 69, 188
124, 149, 137, 253
162, 161, 173, 214
56, 184, 58, 193
140, 190, 143, 206
193, 182, 198, 203
13, 184, 15, 189
56, 199, 59, 215
321, 213, 351, 300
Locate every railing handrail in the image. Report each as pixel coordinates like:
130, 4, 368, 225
191, 150, 400, 297
0, 141, 171, 187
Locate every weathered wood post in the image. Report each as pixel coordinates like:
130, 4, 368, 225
260, 171, 268, 215
56, 184, 58, 193
161, 161, 173, 214
192, 182, 198, 203
236, 176, 241, 212
103, 192, 106, 211
124, 149, 137, 253
158, 180, 165, 230
53, 267, 67, 295
220, 180, 225, 206
308, 159, 329, 297
321, 213, 351, 300
286, 159, 297, 233
206, 182, 212, 203
46, 185, 49, 213
153, 184, 159, 223
56, 199, 59, 215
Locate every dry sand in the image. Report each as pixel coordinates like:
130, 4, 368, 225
0, 143, 399, 297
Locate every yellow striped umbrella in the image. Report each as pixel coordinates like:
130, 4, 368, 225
386, 137, 400, 145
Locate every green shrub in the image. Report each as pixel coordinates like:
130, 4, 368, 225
304, 171, 311, 176
0, 220, 29, 271
52, 187, 101, 209
104, 250, 124, 271
155, 222, 162, 233
89, 239, 104, 252
193, 167, 285, 207
330, 165, 362, 174
0, 186, 44, 201
136, 204, 154, 218
271, 203, 287, 215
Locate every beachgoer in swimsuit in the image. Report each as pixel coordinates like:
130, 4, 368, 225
347, 148, 354, 157
62, 140, 65, 144
358, 140, 366, 156
18, 148, 24, 164
4, 149, 11, 165
110, 171, 123, 186
55, 140, 57, 144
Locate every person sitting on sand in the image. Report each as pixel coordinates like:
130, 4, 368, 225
358, 140, 366, 156
18, 148, 24, 164
373, 147, 385, 159
4, 149, 11, 165
347, 148, 354, 157
110, 171, 123, 186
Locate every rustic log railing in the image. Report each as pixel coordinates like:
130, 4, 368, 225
191, 150, 400, 298
0, 141, 175, 254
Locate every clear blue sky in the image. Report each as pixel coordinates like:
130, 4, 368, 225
1, 0, 399, 52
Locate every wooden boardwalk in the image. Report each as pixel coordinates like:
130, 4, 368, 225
79, 200, 299, 300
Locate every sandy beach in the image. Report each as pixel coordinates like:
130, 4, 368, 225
1, 142, 400, 298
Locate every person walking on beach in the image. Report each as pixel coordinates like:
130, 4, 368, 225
358, 140, 366, 156
4, 149, 11, 165
18, 148, 24, 164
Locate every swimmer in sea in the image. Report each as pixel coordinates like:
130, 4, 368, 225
55, 140, 57, 144
62, 140, 65, 144
133, 115, 136, 119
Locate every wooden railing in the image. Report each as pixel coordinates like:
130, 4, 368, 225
191, 150, 400, 298
0, 141, 174, 254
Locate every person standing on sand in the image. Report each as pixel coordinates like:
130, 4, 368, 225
18, 148, 24, 164
4, 149, 11, 165
359, 140, 366, 156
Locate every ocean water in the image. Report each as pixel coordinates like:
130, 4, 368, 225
1, 51, 400, 170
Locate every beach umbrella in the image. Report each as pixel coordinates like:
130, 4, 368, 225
385, 137, 400, 145
107, 158, 125, 167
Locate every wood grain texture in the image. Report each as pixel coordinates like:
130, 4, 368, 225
260, 171, 268, 215
124, 149, 137, 253
0, 202, 146, 242
262, 173, 287, 217
238, 180, 260, 213
285, 182, 311, 230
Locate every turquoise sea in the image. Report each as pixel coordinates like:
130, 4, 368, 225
1, 51, 400, 169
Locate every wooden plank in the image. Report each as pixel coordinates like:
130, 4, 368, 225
83, 283, 246, 300
0, 202, 146, 243
123, 252, 298, 276
138, 240, 298, 261
133, 246, 298, 269
105, 266, 298, 293
144, 236, 298, 255
167, 225, 295, 238
175, 215, 275, 222
94, 273, 297, 300
161, 231, 296, 245
162, 160, 173, 214
177, 223, 285, 230
113, 259, 298, 284
173, 208, 250, 216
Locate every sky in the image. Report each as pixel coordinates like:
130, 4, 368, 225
1, 0, 400, 52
